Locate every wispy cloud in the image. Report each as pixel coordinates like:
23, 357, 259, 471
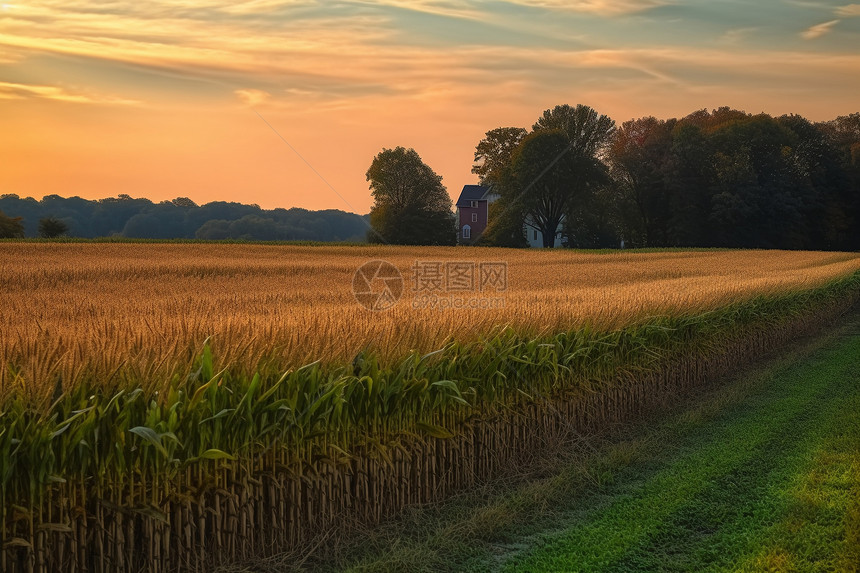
504, 0, 669, 16
835, 4, 860, 16
0, 80, 138, 104
353, 0, 484, 20
0, 2, 392, 77
235, 88, 271, 106
801, 19, 839, 39
0, 1, 857, 114
718, 27, 758, 45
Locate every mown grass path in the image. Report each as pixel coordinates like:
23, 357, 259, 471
501, 319, 860, 573
283, 315, 860, 573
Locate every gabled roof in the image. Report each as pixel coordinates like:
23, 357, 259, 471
455, 185, 491, 208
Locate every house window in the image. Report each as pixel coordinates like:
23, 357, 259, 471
462, 225, 471, 239
470, 200, 478, 208
471, 213, 478, 222
533, 229, 538, 241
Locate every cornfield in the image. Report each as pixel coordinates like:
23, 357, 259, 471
2, 244, 859, 398
1, 243, 859, 572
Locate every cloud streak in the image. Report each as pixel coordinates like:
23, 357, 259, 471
352, 0, 484, 20
718, 27, 758, 45
801, 19, 839, 39
0, 0, 857, 121
835, 4, 860, 17
235, 88, 271, 106
504, 0, 668, 16
0, 80, 138, 104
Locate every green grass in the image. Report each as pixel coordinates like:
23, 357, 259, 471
508, 326, 859, 573
283, 314, 860, 573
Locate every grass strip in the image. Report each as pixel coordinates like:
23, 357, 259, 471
504, 318, 860, 572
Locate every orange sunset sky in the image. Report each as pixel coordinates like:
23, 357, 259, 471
2, 0, 860, 214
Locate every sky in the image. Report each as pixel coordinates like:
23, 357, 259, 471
2, 1, 860, 214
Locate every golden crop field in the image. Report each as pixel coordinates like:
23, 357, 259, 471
2, 243, 859, 397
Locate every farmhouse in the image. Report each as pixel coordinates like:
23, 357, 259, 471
455, 184, 564, 248
454, 184, 494, 245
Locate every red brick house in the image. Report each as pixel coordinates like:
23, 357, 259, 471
455, 185, 497, 244
455, 184, 565, 247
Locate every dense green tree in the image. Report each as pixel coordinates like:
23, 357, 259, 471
171, 197, 198, 208
476, 199, 528, 248
819, 113, 860, 153
777, 114, 848, 250
563, 185, 624, 248
38, 217, 69, 238
819, 113, 860, 250
533, 105, 615, 247
665, 122, 712, 247
507, 129, 604, 248
533, 104, 616, 156
92, 195, 155, 236
601, 108, 860, 250
476, 104, 616, 248
0, 209, 25, 238
366, 146, 456, 245
607, 116, 675, 246
472, 127, 528, 187
471, 128, 529, 245
681, 107, 750, 132
708, 114, 805, 248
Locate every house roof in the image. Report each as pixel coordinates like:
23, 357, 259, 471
455, 185, 491, 208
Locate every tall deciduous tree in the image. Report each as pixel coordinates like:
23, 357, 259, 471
533, 104, 616, 157
471, 105, 860, 251
607, 116, 675, 246
0, 210, 25, 238
476, 105, 615, 248
366, 146, 456, 245
472, 127, 528, 187
708, 114, 804, 248
509, 129, 605, 248
38, 217, 69, 238
532, 105, 616, 247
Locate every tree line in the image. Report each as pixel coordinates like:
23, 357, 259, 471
0, 194, 369, 241
4, 105, 858, 249
367, 105, 860, 250
477, 105, 860, 250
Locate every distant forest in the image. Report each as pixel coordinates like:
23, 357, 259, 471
591, 109, 860, 251
474, 108, 860, 252
0, 194, 369, 241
